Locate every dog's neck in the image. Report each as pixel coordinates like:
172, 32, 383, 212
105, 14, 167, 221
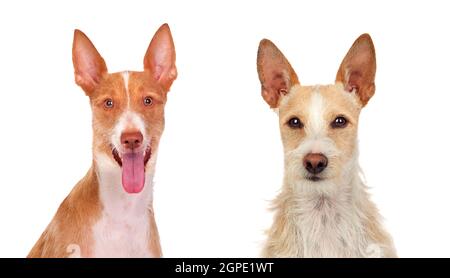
93, 152, 155, 216
277, 156, 377, 257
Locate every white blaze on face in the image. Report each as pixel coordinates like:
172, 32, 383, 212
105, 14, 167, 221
122, 71, 130, 105
306, 88, 327, 153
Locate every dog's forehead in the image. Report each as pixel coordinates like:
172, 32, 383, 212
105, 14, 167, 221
124, 71, 164, 97
279, 84, 360, 116
95, 71, 164, 102
127, 71, 159, 91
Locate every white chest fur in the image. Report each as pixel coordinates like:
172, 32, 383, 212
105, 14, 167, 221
91, 153, 157, 258
285, 178, 383, 258
91, 208, 153, 257
294, 194, 369, 257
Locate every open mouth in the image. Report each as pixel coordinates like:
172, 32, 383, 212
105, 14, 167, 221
111, 144, 151, 167
111, 144, 152, 194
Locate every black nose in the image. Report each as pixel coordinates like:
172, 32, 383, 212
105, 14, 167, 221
303, 153, 328, 174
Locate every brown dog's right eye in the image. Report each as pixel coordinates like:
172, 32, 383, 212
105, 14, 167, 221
288, 117, 303, 129
104, 99, 114, 108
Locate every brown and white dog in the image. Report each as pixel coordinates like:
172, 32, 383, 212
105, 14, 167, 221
257, 34, 396, 257
28, 24, 177, 257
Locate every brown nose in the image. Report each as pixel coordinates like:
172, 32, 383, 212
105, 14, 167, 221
303, 153, 328, 174
120, 131, 143, 150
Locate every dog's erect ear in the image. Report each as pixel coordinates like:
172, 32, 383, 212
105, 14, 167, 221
336, 34, 376, 106
144, 23, 177, 92
72, 30, 108, 96
257, 39, 299, 108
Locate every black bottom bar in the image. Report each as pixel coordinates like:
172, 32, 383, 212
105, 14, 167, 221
1, 258, 448, 276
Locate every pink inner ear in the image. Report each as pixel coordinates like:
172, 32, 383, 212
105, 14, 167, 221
345, 70, 362, 93
270, 71, 288, 93
153, 65, 163, 81
152, 47, 169, 80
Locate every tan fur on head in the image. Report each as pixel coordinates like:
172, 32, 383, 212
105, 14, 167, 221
258, 34, 396, 258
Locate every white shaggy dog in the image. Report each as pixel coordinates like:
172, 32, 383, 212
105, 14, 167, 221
257, 34, 396, 258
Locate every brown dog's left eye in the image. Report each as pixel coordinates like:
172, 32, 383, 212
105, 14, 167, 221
104, 99, 114, 108
143, 96, 153, 106
331, 116, 348, 128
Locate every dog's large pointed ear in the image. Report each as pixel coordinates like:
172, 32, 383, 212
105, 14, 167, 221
72, 29, 108, 96
335, 34, 376, 106
144, 23, 177, 92
257, 39, 299, 108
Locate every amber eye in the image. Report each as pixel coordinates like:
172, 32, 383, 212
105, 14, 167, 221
287, 117, 303, 129
104, 99, 114, 108
331, 116, 348, 128
144, 96, 153, 106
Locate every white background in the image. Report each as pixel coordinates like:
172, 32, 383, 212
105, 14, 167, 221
0, 0, 449, 258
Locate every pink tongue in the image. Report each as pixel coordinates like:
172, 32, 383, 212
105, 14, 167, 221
121, 152, 145, 194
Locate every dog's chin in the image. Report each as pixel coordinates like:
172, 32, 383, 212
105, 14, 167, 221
304, 174, 331, 183
110, 144, 152, 168
306, 176, 322, 182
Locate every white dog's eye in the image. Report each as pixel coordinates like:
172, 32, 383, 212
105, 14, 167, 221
331, 116, 348, 128
288, 117, 304, 129
104, 99, 114, 108
143, 96, 153, 106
